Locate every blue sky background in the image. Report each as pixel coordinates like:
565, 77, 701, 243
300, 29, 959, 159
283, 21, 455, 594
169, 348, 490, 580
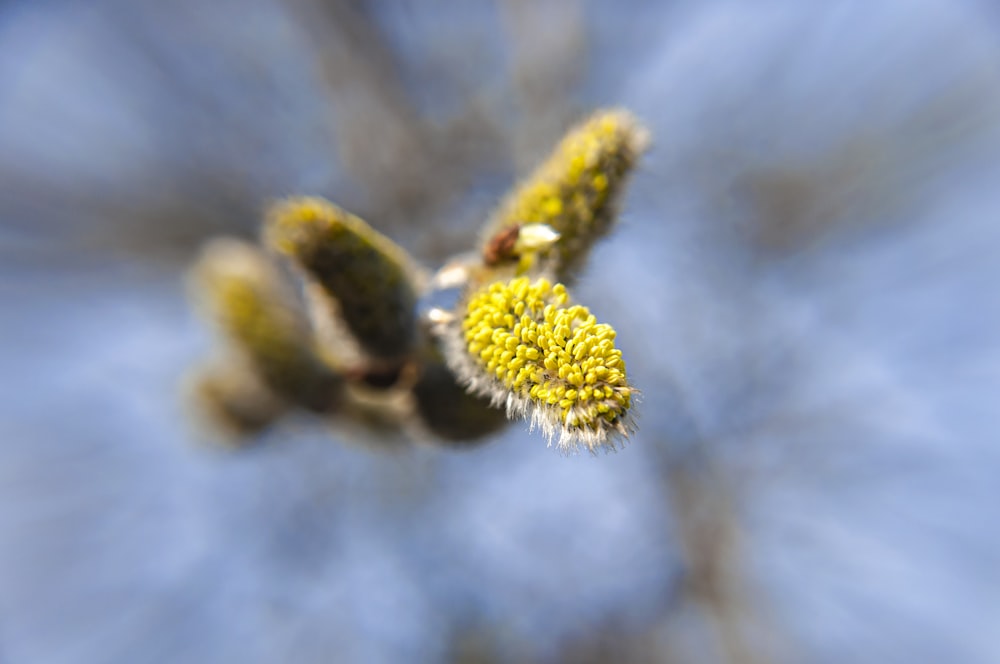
2, 1, 999, 662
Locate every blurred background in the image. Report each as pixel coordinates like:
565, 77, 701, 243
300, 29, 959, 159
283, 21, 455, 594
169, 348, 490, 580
2, 0, 1000, 662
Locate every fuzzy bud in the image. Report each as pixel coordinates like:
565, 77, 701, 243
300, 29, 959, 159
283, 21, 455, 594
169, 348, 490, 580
191, 238, 342, 413
265, 196, 419, 361
411, 346, 508, 444
483, 108, 649, 280
444, 276, 636, 452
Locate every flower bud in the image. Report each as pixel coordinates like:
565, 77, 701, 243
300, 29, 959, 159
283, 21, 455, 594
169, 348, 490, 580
483, 108, 649, 280
411, 346, 508, 444
443, 276, 636, 452
192, 238, 342, 413
265, 196, 420, 361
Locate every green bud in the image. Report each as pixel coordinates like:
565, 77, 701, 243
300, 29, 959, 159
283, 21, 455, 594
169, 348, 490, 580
265, 196, 420, 361
191, 238, 343, 413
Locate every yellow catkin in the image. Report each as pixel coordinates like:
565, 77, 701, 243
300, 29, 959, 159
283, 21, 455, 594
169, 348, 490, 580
265, 196, 417, 360
483, 109, 649, 280
459, 276, 634, 451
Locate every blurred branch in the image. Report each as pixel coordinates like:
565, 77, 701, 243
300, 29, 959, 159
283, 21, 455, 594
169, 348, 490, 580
500, 0, 587, 170
284, 0, 510, 258
644, 372, 786, 664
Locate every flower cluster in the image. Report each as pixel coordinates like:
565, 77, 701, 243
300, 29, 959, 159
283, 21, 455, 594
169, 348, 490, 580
188, 107, 647, 453
451, 277, 634, 452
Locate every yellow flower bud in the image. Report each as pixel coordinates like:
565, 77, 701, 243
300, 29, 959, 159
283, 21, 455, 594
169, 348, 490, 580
443, 276, 636, 452
482, 108, 649, 280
